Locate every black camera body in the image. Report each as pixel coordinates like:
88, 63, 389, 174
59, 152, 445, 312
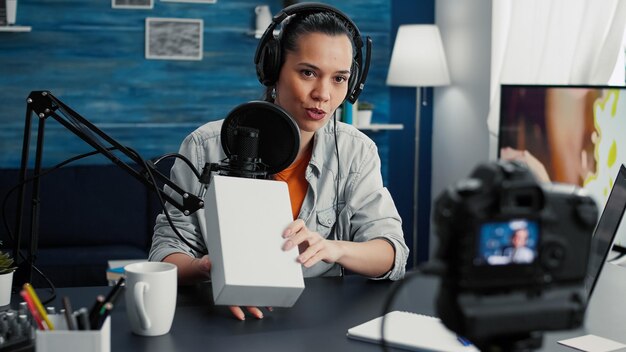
433, 161, 598, 348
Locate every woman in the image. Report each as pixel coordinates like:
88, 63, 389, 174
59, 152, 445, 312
149, 4, 409, 320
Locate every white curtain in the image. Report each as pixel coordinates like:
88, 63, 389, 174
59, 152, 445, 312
487, 0, 626, 157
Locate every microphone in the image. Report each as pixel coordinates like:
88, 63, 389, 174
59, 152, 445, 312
219, 100, 299, 176
229, 126, 261, 176
201, 101, 305, 308
218, 126, 265, 178
197, 101, 299, 197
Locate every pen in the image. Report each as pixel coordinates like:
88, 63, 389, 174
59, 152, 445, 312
95, 302, 113, 330
19, 290, 45, 330
62, 296, 77, 331
75, 308, 91, 331
104, 277, 125, 306
88, 294, 105, 328
23, 283, 55, 330
457, 335, 472, 347
89, 276, 125, 328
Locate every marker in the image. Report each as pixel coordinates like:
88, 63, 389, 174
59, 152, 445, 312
62, 296, 77, 331
457, 335, 472, 347
75, 308, 91, 331
88, 295, 105, 328
103, 277, 125, 306
19, 290, 45, 330
23, 283, 54, 330
95, 302, 113, 330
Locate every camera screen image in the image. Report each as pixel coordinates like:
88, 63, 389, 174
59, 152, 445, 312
476, 219, 540, 266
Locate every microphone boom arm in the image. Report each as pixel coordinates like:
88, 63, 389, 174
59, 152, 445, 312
13, 91, 204, 285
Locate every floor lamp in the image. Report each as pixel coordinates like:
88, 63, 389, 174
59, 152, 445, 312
386, 24, 450, 266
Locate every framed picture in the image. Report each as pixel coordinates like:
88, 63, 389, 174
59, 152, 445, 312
145, 18, 203, 61
112, 0, 154, 9
160, 0, 216, 3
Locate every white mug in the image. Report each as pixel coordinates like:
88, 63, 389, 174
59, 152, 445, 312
124, 262, 177, 336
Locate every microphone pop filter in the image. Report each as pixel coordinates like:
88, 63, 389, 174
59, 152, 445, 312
221, 101, 300, 175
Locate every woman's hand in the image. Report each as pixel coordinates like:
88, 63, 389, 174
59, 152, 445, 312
164, 253, 270, 321
282, 219, 342, 268
192, 257, 272, 321
228, 306, 271, 321
230, 220, 340, 320
164, 253, 212, 284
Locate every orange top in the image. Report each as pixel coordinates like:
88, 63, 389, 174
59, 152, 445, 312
274, 146, 312, 219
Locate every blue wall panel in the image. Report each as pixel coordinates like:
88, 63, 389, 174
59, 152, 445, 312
0, 0, 392, 175
0, 0, 437, 268
389, 0, 435, 266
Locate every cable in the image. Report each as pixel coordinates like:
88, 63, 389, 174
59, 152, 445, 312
608, 251, 626, 265
379, 268, 424, 352
2, 146, 208, 302
153, 153, 201, 179
611, 244, 626, 255
126, 147, 208, 255
330, 113, 342, 275
334, 115, 340, 225
2, 149, 116, 239
32, 264, 56, 305
1, 148, 118, 304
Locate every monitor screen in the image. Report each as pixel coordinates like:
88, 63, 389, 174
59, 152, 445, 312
498, 84, 626, 248
585, 165, 626, 297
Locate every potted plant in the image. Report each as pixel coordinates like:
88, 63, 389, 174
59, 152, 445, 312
0, 243, 16, 306
356, 101, 374, 127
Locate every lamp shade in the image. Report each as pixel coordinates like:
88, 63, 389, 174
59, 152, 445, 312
387, 24, 450, 87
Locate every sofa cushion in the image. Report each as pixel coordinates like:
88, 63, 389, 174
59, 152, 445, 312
0, 159, 175, 287
36, 244, 148, 287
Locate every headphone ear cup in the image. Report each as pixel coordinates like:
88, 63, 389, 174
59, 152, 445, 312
256, 37, 281, 86
347, 60, 360, 101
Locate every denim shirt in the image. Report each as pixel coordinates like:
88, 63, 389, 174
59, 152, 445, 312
149, 119, 408, 281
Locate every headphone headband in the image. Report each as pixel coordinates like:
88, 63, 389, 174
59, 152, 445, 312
254, 2, 371, 103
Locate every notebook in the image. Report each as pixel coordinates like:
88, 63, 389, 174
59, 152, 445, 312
585, 164, 626, 298
346, 311, 479, 352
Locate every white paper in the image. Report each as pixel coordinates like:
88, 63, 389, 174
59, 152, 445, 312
347, 311, 478, 352
558, 334, 626, 352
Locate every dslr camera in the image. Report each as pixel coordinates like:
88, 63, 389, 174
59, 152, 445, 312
432, 161, 598, 350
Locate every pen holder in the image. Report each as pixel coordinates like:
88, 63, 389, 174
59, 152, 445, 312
35, 315, 110, 352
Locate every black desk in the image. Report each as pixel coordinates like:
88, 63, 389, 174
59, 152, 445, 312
41, 263, 626, 351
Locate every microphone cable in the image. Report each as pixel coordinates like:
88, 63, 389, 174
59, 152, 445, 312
2, 146, 209, 303
332, 112, 341, 239
61, 101, 207, 255
152, 153, 201, 179
378, 263, 443, 352
1, 148, 121, 305
129, 148, 208, 256
335, 114, 340, 228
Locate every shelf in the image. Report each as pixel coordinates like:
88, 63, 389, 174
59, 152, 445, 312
0, 25, 31, 32
357, 124, 404, 131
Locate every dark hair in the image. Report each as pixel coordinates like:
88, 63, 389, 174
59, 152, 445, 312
262, 11, 355, 102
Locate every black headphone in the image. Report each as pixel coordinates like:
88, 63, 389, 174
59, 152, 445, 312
254, 2, 372, 104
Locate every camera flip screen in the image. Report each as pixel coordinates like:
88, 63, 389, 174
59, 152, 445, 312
476, 219, 540, 266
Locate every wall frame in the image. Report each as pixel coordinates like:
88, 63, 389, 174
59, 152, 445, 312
145, 17, 204, 61
112, 0, 154, 10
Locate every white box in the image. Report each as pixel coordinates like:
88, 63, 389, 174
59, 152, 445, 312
203, 175, 305, 307
36, 315, 110, 352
